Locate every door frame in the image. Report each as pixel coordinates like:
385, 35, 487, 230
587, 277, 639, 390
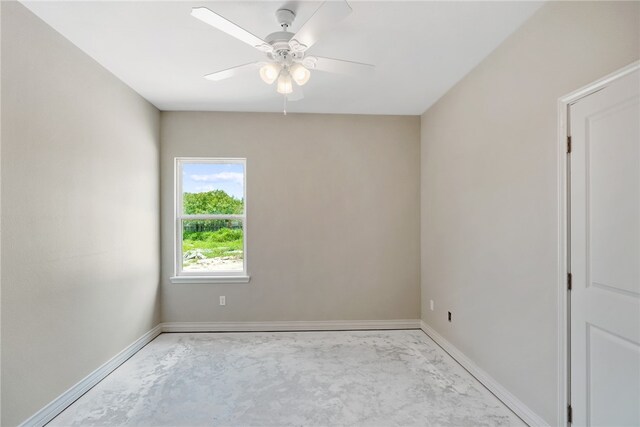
556, 60, 639, 427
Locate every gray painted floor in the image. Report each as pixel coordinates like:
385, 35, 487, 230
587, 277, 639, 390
50, 330, 524, 426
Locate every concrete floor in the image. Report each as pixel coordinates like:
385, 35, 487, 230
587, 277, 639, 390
50, 330, 524, 426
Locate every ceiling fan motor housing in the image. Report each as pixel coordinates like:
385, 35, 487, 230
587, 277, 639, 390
265, 31, 304, 62
265, 31, 293, 47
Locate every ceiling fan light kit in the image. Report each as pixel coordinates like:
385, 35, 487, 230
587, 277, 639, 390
190, 1, 374, 104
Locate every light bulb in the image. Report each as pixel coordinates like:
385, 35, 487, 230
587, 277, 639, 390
277, 72, 293, 94
259, 63, 280, 85
290, 63, 311, 86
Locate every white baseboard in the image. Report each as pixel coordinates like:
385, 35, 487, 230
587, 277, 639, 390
161, 319, 421, 333
420, 321, 548, 427
19, 324, 163, 427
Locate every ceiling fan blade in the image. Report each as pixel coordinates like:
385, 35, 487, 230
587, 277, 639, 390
309, 56, 374, 76
191, 7, 272, 52
288, 85, 304, 102
204, 62, 259, 81
290, 1, 352, 51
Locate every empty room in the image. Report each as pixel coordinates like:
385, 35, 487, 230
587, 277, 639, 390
1, 0, 639, 426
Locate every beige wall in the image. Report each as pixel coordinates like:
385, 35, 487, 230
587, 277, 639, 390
1, 3, 161, 425
420, 1, 640, 425
161, 112, 420, 322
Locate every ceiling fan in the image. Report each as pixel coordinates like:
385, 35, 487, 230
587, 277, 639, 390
191, 1, 374, 101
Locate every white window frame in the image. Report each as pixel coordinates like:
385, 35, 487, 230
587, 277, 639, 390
170, 157, 250, 284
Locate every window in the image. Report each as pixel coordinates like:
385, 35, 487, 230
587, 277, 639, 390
172, 158, 248, 283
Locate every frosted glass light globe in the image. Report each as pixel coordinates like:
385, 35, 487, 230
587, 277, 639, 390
276, 72, 293, 94
290, 63, 311, 86
259, 63, 281, 85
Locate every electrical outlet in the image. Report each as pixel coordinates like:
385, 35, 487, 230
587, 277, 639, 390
448, 311, 452, 322
219, 296, 226, 306
430, 300, 434, 311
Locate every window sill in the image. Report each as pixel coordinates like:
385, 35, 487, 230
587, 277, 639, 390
170, 275, 251, 284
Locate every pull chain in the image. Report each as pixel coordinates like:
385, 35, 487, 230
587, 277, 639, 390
283, 95, 287, 115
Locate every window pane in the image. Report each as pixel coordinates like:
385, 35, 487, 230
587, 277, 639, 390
182, 220, 243, 272
182, 162, 244, 215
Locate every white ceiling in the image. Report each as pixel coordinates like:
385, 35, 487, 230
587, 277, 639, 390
22, 1, 543, 115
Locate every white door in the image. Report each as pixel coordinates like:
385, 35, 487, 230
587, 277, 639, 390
570, 68, 640, 427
